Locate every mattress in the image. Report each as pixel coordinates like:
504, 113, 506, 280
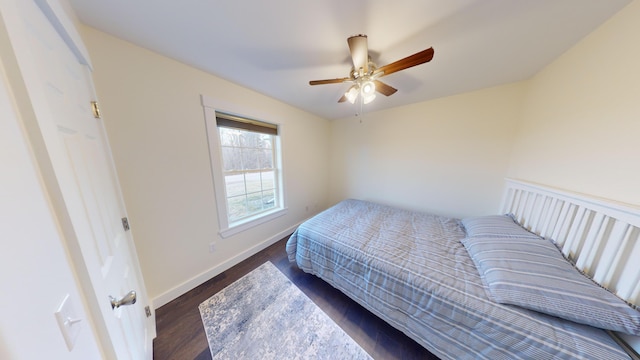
286, 199, 630, 360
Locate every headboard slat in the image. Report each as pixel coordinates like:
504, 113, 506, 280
575, 212, 607, 273
594, 221, 630, 286
517, 190, 529, 221
541, 198, 561, 239
532, 194, 546, 231
552, 202, 574, 248
617, 228, 640, 302
533, 195, 552, 233
565, 206, 590, 259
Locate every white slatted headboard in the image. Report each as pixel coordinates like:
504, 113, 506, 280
501, 179, 640, 357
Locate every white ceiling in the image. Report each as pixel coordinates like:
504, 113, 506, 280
69, 0, 630, 120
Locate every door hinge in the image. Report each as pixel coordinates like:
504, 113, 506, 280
121, 217, 130, 231
145, 306, 152, 318
91, 101, 101, 119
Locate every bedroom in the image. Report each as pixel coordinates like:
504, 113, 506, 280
0, 0, 639, 359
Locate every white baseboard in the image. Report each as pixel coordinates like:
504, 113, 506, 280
152, 222, 301, 309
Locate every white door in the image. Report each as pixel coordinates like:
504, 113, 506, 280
2, 0, 154, 358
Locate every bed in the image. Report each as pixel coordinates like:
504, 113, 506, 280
286, 179, 640, 359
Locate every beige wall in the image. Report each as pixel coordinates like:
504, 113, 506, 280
81, 27, 331, 305
330, 82, 526, 218
508, 1, 640, 206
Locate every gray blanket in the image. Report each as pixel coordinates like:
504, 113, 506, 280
286, 199, 630, 360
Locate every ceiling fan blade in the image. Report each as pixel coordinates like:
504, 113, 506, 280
373, 80, 397, 96
347, 34, 368, 73
309, 77, 351, 85
374, 47, 434, 77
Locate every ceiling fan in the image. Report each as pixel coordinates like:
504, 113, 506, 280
309, 34, 434, 105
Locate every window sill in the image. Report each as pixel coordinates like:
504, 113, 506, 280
219, 207, 288, 239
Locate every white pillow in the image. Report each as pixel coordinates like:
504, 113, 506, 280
461, 236, 640, 335
461, 214, 540, 239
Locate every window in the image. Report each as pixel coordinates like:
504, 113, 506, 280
218, 115, 278, 222
204, 106, 286, 238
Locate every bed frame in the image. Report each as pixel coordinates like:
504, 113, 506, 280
501, 178, 640, 357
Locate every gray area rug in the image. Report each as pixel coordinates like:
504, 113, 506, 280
199, 261, 372, 359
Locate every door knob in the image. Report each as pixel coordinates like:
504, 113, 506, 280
109, 290, 137, 309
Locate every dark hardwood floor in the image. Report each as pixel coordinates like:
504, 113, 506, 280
153, 236, 440, 360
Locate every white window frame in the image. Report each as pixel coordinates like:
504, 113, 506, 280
202, 95, 287, 238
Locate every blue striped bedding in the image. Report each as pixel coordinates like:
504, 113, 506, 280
285, 199, 630, 360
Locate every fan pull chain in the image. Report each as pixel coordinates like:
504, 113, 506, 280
356, 95, 364, 123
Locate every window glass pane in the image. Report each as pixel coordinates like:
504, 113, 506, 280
227, 195, 248, 222
262, 190, 275, 209
261, 170, 275, 190
219, 128, 241, 147
242, 149, 261, 170
225, 174, 245, 197
247, 192, 264, 213
245, 172, 261, 193
222, 147, 241, 171
258, 134, 272, 149
240, 132, 258, 147
260, 149, 273, 169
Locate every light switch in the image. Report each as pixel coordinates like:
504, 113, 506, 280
54, 294, 82, 351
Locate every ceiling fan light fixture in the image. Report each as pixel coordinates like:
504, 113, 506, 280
345, 86, 359, 104
361, 80, 375, 96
